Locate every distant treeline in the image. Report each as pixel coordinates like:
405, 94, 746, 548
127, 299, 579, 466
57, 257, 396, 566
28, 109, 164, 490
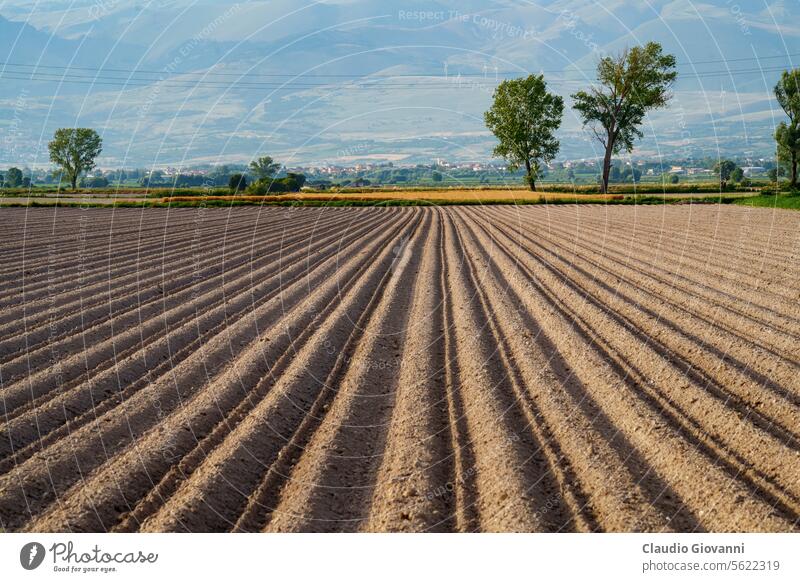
0, 156, 783, 192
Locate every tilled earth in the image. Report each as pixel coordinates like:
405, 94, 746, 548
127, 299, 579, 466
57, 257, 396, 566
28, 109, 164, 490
0, 205, 798, 532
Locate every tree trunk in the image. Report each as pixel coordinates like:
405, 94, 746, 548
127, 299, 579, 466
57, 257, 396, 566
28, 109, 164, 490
792, 151, 798, 188
525, 159, 536, 191
601, 142, 614, 194
71, 175, 78, 191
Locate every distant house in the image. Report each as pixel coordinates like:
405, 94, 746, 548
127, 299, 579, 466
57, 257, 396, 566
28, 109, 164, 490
742, 166, 766, 176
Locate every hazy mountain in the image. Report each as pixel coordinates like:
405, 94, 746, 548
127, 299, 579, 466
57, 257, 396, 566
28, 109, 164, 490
1, 0, 796, 167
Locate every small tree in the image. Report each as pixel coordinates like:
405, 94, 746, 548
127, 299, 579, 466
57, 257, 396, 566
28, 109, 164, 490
621, 167, 641, 183
670, 173, 680, 184
775, 69, 800, 188
229, 173, 247, 194
5, 167, 23, 188
82, 176, 109, 188
714, 160, 738, 189
731, 167, 745, 184
572, 42, 677, 193
249, 156, 281, 181
484, 74, 564, 191
48, 128, 103, 191
282, 172, 306, 192
768, 166, 787, 183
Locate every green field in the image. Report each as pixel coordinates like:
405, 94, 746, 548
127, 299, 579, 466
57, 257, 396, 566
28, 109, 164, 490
733, 192, 800, 210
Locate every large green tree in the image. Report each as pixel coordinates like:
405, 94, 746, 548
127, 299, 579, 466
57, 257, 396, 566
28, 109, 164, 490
776, 123, 800, 187
249, 156, 281, 181
775, 69, 800, 187
484, 74, 564, 191
48, 128, 103, 191
572, 42, 677, 193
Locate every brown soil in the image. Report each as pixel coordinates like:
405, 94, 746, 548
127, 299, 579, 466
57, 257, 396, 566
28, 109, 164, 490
0, 205, 797, 532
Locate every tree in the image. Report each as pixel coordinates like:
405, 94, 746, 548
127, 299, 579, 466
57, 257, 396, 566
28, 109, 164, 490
5, 167, 23, 188
670, 173, 680, 184
282, 172, 306, 191
621, 167, 642, 183
249, 156, 281, 181
768, 167, 787, 182
245, 172, 306, 195
775, 122, 799, 188
774, 69, 800, 187
229, 173, 247, 193
714, 160, 738, 189
82, 176, 109, 188
431, 171, 443, 182
48, 128, 103, 191
572, 42, 677, 193
484, 74, 564, 191
731, 167, 745, 183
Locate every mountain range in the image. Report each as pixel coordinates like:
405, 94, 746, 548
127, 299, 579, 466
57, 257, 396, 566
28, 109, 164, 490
1, 0, 798, 168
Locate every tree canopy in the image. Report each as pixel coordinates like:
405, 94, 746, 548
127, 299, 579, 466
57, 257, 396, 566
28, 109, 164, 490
249, 156, 281, 181
48, 128, 103, 191
484, 74, 564, 191
4, 167, 24, 188
572, 42, 677, 193
714, 159, 738, 188
229, 173, 248, 193
775, 69, 800, 187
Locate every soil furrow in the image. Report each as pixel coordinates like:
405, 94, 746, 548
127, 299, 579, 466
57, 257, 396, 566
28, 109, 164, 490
23, 211, 418, 533
0, 210, 349, 347
131, 211, 424, 532
363, 209, 460, 532
0, 211, 415, 531
455, 212, 684, 531
0, 210, 398, 469
1, 205, 797, 533
481, 208, 800, 429
473, 209, 798, 531
0, 209, 386, 408
254, 212, 431, 532
478, 210, 800, 510
489, 206, 800, 347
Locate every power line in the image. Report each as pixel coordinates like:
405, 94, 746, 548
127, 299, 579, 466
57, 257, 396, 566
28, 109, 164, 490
0, 65, 790, 91
0, 71, 452, 88
0, 50, 797, 80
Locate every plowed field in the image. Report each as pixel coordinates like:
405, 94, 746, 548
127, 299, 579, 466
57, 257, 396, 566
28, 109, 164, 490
0, 205, 798, 532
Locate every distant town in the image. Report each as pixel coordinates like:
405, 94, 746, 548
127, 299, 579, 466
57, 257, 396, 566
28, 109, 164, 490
0, 156, 779, 191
